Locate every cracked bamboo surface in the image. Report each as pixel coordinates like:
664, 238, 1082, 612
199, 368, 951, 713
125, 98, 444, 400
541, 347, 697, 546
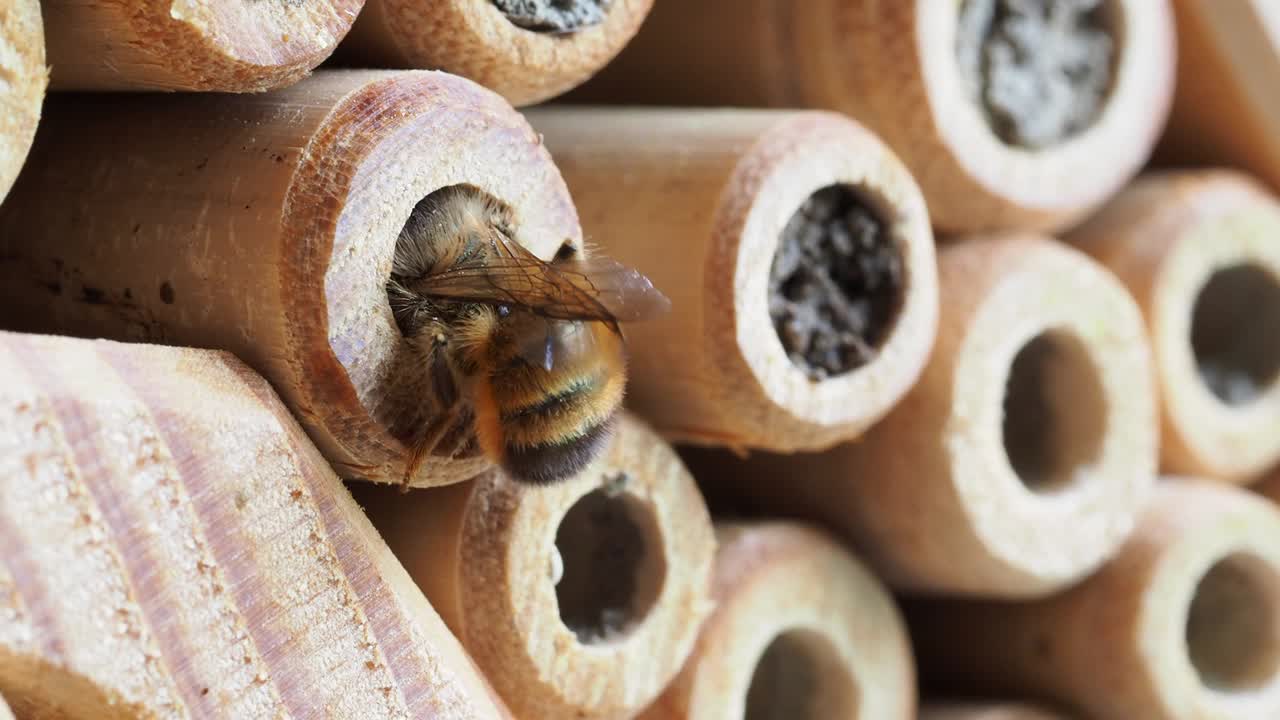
0, 0, 46, 205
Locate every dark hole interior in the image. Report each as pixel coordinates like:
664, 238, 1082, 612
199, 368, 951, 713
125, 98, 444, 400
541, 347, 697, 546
744, 630, 859, 720
1186, 553, 1280, 692
1190, 263, 1280, 406
491, 0, 611, 33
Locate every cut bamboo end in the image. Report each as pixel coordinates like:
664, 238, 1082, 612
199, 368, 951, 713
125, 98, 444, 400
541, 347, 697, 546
0, 330, 507, 719
524, 107, 939, 453
1065, 169, 1280, 484
690, 234, 1156, 598
635, 522, 915, 720
919, 704, 1069, 720
0, 0, 46, 205
0, 69, 581, 489
337, 0, 653, 106
0, 695, 9, 720
353, 412, 716, 720
909, 479, 1280, 720
42, 0, 363, 92
1157, 1, 1280, 190
567, 0, 1175, 234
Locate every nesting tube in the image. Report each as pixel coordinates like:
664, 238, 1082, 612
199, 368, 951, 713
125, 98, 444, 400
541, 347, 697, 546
689, 235, 1156, 598
353, 412, 716, 720
566, 0, 1175, 234
0, 330, 507, 719
41, 0, 363, 92
337, 0, 653, 106
635, 522, 915, 720
523, 107, 938, 453
908, 479, 1280, 720
0, 0, 46, 204
0, 69, 582, 489
1065, 170, 1280, 484
920, 705, 1070, 720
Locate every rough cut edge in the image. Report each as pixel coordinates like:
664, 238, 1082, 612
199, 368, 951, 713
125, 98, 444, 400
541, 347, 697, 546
0, 0, 47, 202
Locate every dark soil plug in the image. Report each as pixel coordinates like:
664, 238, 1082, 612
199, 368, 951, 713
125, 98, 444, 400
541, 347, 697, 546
769, 185, 903, 381
491, 0, 611, 33
957, 0, 1115, 148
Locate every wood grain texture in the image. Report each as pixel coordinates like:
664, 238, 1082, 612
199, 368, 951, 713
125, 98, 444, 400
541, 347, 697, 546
566, 0, 1175, 234
0, 69, 581, 490
336, 0, 652, 106
908, 479, 1280, 720
524, 107, 938, 453
41, 0, 364, 92
1064, 169, 1280, 484
354, 413, 716, 720
688, 235, 1157, 598
0, 330, 507, 719
0, 0, 46, 205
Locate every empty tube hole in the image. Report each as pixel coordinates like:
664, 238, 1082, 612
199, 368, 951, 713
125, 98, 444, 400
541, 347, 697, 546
491, 0, 611, 33
1001, 331, 1107, 492
1190, 263, 1280, 406
1186, 553, 1280, 691
554, 484, 666, 644
745, 630, 858, 720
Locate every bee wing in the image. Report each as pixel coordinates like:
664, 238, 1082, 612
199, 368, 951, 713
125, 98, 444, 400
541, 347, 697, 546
514, 316, 599, 371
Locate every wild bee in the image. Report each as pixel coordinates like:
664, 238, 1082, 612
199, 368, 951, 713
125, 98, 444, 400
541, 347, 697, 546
387, 184, 669, 487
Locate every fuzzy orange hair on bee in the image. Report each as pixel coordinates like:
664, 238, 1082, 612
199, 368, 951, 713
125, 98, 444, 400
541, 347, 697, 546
387, 184, 669, 486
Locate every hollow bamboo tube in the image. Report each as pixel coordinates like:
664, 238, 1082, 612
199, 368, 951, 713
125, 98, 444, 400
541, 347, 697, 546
907, 479, 1280, 720
1063, 169, 1280, 484
0, 0, 46, 206
352, 412, 717, 720
40, 0, 363, 92
688, 234, 1157, 598
0, 69, 581, 489
523, 107, 939, 453
634, 522, 915, 720
919, 704, 1070, 720
565, 0, 1175, 234
0, 695, 8, 720
336, 0, 652, 106
0, 330, 507, 720
1156, 1, 1280, 191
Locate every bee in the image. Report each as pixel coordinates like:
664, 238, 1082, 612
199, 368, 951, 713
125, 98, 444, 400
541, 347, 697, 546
387, 184, 669, 487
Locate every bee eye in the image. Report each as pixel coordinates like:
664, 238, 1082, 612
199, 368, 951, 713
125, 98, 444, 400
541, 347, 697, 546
497, 305, 511, 318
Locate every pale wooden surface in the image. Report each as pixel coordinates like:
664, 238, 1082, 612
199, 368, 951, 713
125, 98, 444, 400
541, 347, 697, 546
909, 479, 1280, 720
690, 235, 1156, 598
0, 0, 46, 205
0, 69, 580, 490
0, 330, 507, 719
41, 0, 363, 92
636, 522, 915, 720
566, 0, 1175, 234
525, 107, 938, 453
1064, 169, 1280, 484
354, 413, 716, 720
337, 0, 652, 106
919, 704, 1069, 720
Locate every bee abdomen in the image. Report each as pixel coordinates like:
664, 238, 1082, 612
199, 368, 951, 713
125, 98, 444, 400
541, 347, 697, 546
501, 414, 617, 485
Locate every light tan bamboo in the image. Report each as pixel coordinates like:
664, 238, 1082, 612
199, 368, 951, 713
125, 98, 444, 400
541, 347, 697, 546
907, 479, 1280, 720
523, 107, 938, 453
1064, 169, 1280, 484
0, 330, 507, 719
688, 234, 1157, 598
0, 69, 581, 489
337, 0, 652, 106
41, 0, 363, 92
0, 0, 46, 205
565, 0, 1175, 234
1157, 1, 1280, 191
919, 704, 1070, 720
635, 522, 915, 720
353, 412, 716, 720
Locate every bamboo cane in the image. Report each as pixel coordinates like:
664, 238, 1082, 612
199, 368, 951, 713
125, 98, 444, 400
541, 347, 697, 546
920, 704, 1070, 720
0, 0, 46, 205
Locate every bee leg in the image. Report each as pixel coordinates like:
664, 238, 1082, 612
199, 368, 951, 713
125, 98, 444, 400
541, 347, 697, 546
400, 329, 462, 492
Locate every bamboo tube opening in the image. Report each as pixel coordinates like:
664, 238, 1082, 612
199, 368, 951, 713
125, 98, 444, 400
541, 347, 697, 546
492, 0, 610, 33
554, 481, 667, 643
1185, 552, 1280, 692
1002, 330, 1108, 493
1190, 264, 1280, 406
743, 629, 859, 720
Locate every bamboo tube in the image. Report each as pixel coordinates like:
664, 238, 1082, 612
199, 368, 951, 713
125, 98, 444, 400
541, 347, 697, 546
523, 107, 939, 453
687, 234, 1157, 598
907, 479, 1280, 720
634, 522, 915, 720
0, 330, 507, 720
41, 0, 364, 92
0, 0, 46, 205
565, 0, 1175, 234
920, 704, 1070, 720
1064, 169, 1280, 484
352, 412, 717, 720
0, 69, 581, 489
1156, 1, 1280, 191
0, 695, 9, 720
336, 0, 653, 106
